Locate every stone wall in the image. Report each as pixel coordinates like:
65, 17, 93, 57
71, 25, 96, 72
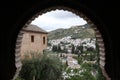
20, 31, 47, 57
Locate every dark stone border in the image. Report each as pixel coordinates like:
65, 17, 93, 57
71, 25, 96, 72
13, 6, 110, 80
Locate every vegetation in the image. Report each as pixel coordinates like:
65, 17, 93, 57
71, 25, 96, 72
16, 23, 106, 80
16, 47, 105, 80
52, 45, 58, 52
70, 43, 106, 80
48, 24, 95, 40
16, 53, 62, 80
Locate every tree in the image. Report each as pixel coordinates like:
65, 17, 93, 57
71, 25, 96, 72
63, 47, 68, 53
78, 50, 81, 57
37, 55, 62, 80
52, 45, 58, 52
77, 45, 83, 53
47, 42, 51, 46
18, 53, 63, 80
57, 44, 62, 52
71, 44, 75, 54
19, 59, 37, 80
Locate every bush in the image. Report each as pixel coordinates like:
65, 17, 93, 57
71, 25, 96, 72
18, 53, 62, 80
37, 54, 62, 80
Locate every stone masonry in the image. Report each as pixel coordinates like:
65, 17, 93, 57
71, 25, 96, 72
20, 24, 48, 58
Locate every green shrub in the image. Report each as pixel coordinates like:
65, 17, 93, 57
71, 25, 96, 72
18, 53, 62, 80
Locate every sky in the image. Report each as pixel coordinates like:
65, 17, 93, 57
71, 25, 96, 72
31, 9, 87, 32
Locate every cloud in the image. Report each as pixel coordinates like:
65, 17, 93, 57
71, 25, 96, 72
31, 10, 87, 32
44, 10, 78, 18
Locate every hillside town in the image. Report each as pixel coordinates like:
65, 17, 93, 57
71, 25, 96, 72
16, 8, 106, 80
46, 34, 100, 80
47, 36, 96, 53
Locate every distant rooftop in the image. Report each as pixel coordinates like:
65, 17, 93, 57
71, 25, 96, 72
22, 24, 48, 34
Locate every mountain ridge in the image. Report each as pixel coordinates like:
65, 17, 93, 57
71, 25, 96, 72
48, 24, 95, 40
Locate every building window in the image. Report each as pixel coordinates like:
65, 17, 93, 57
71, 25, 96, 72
31, 35, 34, 42
43, 36, 45, 44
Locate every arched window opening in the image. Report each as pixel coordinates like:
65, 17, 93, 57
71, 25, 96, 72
31, 35, 34, 42
13, 6, 110, 80
43, 36, 45, 44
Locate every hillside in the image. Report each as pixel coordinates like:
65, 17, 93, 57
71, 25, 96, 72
48, 24, 95, 40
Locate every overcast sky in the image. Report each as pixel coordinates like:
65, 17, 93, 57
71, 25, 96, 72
31, 9, 87, 32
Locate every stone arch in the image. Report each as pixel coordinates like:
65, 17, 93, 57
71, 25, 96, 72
13, 6, 110, 80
